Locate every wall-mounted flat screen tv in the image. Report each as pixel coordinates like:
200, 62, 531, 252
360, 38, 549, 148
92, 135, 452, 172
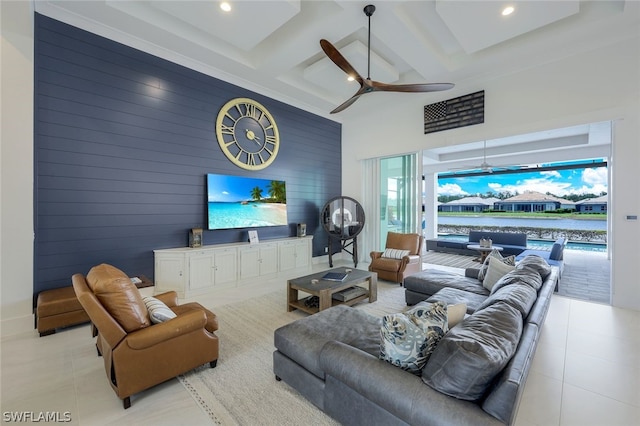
207, 173, 288, 230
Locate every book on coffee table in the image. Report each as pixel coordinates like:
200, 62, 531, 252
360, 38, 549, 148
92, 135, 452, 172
321, 271, 348, 281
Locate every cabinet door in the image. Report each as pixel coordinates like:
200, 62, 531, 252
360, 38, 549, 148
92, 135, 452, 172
189, 253, 214, 290
278, 242, 297, 272
259, 244, 279, 275
155, 255, 186, 294
239, 247, 260, 280
214, 248, 237, 286
294, 240, 310, 268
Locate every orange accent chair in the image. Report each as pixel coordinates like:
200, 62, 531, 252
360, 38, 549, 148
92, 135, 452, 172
369, 232, 424, 284
72, 264, 219, 409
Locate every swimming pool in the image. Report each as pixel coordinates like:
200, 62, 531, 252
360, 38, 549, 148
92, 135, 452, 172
436, 234, 607, 252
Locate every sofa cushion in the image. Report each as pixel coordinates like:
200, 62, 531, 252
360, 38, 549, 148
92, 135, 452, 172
380, 301, 448, 375
476, 282, 537, 319
422, 301, 523, 401
483, 257, 516, 291
87, 264, 150, 332
372, 256, 403, 272
426, 288, 487, 314
382, 248, 410, 259
404, 269, 489, 298
516, 255, 552, 280
274, 305, 381, 379
142, 296, 177, 324
492, 268, 543, 293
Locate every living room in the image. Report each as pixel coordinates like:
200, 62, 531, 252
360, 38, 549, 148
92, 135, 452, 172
2, 1, 639, 424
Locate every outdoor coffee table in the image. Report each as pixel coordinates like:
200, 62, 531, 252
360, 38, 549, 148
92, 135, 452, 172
287, 267, 377, 314
467, 244, 502, 262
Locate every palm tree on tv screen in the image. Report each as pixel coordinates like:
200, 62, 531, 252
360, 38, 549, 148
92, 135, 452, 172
268, 180, 286, 203
250, 186, 263, 201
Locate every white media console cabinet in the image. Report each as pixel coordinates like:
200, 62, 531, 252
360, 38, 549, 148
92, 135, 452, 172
154, 236, 313, 298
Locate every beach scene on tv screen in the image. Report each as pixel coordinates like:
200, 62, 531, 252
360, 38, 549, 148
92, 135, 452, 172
207, 174, 288, 230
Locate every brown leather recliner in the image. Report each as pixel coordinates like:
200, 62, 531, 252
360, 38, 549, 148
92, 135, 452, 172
369, 232, 424, 284
72, 264, 219, 409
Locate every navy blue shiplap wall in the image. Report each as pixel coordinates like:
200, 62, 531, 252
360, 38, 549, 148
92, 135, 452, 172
34, 14, 342, 296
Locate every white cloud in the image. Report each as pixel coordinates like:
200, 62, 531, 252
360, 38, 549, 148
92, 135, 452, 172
489, 177, 572, 196
222, 191, 229, 195
443, 166, 608, 198
540, 170, 561, 178
438, 183, 469, 197
582, 167, 607, 186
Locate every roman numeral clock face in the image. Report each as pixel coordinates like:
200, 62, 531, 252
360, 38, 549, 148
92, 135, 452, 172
215, 98, 280, 170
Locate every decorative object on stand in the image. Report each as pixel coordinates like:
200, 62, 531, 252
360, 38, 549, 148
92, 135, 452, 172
297, 223, 307, 237
215, 98, 280, 170
479, 237, 493, 248
189, 228, 203, 248
319, 4, 453, 113
248, 230, 259, 244
321, 196, 365, 267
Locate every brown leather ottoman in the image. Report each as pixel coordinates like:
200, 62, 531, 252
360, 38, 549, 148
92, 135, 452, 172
36, 286, 90, 336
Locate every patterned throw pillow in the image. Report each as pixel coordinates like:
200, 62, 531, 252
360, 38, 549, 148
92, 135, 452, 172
477, 249, 515, 282
143, 296, 177, 324
382, 248, 411, 259
380, 301, 448, 375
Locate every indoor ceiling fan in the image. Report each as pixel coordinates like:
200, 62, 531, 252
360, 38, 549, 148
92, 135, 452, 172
320, 4, 454, 114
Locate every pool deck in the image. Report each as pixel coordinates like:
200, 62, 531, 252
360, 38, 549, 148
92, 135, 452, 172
423, 249, 610, 304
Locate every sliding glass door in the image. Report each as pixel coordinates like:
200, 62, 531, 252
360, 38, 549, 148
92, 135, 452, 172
378, 154, 420, 249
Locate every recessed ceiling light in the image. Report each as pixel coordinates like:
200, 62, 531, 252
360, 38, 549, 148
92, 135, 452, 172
220, 2, 231, 12
502, 6, 515, 16
347, 76, 355, 82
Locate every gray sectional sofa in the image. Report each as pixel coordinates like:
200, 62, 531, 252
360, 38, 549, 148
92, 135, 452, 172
426, 231, 527, 256
273, 255, 559, 425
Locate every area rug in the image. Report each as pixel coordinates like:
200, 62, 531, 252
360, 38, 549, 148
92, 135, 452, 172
178, 280, 407, 425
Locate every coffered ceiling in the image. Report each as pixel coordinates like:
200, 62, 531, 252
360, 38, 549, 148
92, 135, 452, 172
34, 1, 638, 169
34, 0, 638, 119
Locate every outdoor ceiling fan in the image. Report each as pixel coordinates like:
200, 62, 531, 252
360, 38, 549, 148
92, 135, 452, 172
449, 140, 513, 174
320, 4, 454, 114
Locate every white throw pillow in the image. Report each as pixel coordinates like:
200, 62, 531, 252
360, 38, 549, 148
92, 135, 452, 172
477, 249, 515, 282
142, 296, 176, 324
382, 248, 411, 259
482, 257, 516, 291
447, 303, 467, 328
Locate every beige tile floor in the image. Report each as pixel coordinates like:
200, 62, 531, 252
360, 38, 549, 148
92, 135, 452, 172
1, 261, 638, 425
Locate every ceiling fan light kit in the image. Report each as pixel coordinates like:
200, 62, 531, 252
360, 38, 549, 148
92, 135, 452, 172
320, 4, 454, 113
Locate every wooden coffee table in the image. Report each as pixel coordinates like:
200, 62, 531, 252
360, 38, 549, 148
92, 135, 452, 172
287, 267, 377, 314
467, 244, 503, 262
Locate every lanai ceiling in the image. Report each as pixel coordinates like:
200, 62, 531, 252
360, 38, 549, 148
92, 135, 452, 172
34, 1, 638, 168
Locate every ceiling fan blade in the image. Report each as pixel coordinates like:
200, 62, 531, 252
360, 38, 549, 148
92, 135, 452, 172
320, 39, 364, 85
370, 81, 454, 93
331, 93, 363, 114
331, 80, 371, 114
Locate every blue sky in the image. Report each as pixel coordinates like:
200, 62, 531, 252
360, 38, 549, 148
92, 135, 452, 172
438, 165, 608, 198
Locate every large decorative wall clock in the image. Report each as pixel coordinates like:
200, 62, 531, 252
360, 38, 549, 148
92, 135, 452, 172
215, 98, 280, 170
